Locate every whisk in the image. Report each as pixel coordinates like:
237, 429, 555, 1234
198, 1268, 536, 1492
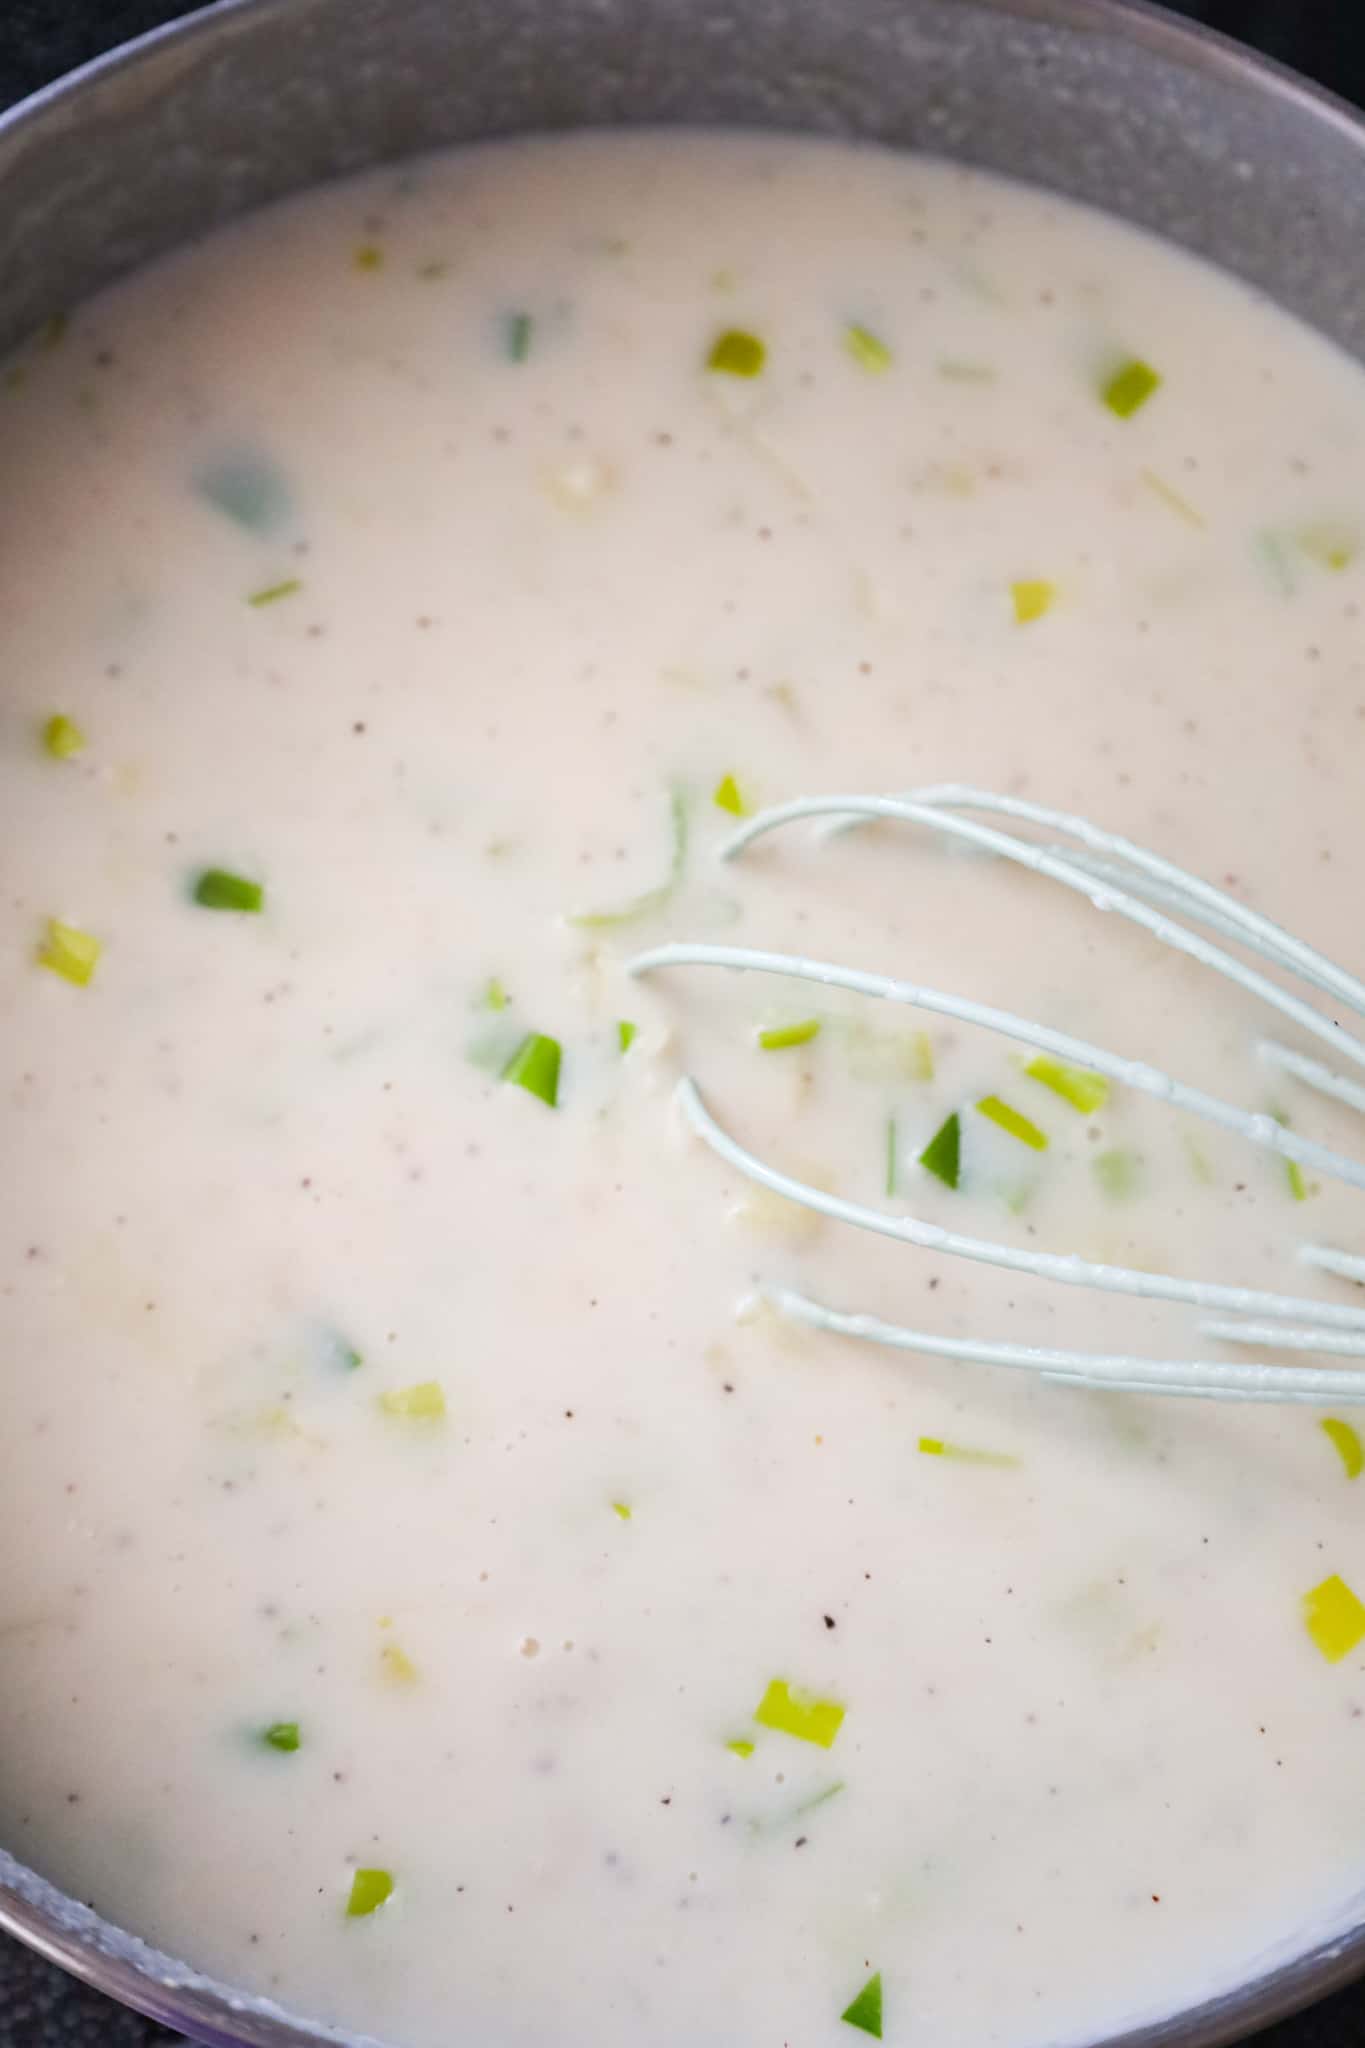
627, 785, 1365, 1405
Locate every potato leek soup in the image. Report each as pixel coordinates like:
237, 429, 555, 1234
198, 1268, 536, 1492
2, 131, 1365, 2048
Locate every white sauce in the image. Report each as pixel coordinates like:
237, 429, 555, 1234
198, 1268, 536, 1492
2, 131, 1365, 2048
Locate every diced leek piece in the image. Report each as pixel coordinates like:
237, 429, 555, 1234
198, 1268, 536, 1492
757, 1017, 821, 1052
193, 868, 264, 913
1011, 579, 1056, 625
195, 453, 291, 535
571, 788, 688, 929
505, 311, 533, 362
845, 323, 892, 373
841, 1972, 883, 2040
380, 1642, 419, 1683
502, 1032, 561, 1107
617, 1019, 637, 1053
611, 1500, 632, 1521
37, 919, 101, 987
976, 1095, 1048, 1151
346, 1868, 394, 1917
42, 714, 86, 759
247, 577, 301, 607
726, 1737, 755, 1759
885, 1117, 898, 1198
918, 1435, 1018, 1468
1297, 521, 1357, 572
1321, 1418, 1364, 1480
707, 329, 766, 377
1102, 358, 1161, 418
378, 1381, 446, 1421
919, 1112, 961, 1190
1093, 1148, 1142, 1200
483, 977, 510, 1012
263, 1721, 301, 1753
1303, 1574, 1365, 1663
753, 1677, 845, 1749
1025, 1056, 1109, 1115
713, 773, 747, 817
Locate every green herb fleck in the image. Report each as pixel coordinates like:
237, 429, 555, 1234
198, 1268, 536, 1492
707, 329, 766, 378
37, 920, 101, 987
1025, 1056, 1109, 1115
976, 1095, 1048, 1151
483, 976, 510, 1012
353, 242, 383, 271
1303, 1574, 1365, 1664
346, 1868, 394, 1917
844, 323, 892, 373
502, 1032, 561, 1107
1297, 521, 1357, 573
321, 1327, 364, 1373
378, 1380, 446, 1421
1102, 358, 1161, 419
42, 714, 86, 760
247, 577, 302, 608
193, 869, 264, 913
726, 1737, 755, 1759
617, 1019, 638, 1054
1011, 579, 1056, 625
919, 1112, 961, 1190
1093, 1148, 1143, 1200
571, 787, 688, 929
918, 1435, 1018, 1468
841, 1972, 883, 2040
195, 453, 291, 535
611, 1500, 632, 1521
754, 1677, 845, 1749
713, 773, 748, 817
263, 1721, 301, 1753
504, 311, 533, 362
757, 1018, 821, 1052
1322, 1418, 1364, 1481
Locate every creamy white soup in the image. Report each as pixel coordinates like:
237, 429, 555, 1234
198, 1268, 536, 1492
2, 131, 1365, 2048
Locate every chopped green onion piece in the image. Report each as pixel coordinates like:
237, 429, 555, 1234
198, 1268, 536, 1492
1093, 1148, 1143, 1201
976, 1095, 1048, 1151
1011, 578, 1056, 625
1297, 521, 1357, 572
193, 868, 264, 913
380, 1641, 419, 1683
37, 919, 101, 987
195, 453, 291, 535
911, 1032, 934, 1082
483, 977, 510, 1012
919, 1112, 961, 1190
1102, 358, 1161, 418
571, 787, 688, 929
845, 323, 893, 373
753, 1677, 845, 1749
918, 1435, 1018, 1468
1321, 1419, 1364, 1481
713, 773, 748, 817
378, 1380, 446, 1420
502, 1032, 561, 1107
610, 1500, 632, 1521
321, 1327, 364, 1372
707, 329, 766, 378
1024, 1056, 1109, 1115
505, 311, 533, 362
1286, 1158, 1312, 1202
885, 1117, 898, 1198
42, 714, 86, 759
617, 1019, 637, 1053
247, 577, 301, 608
1303, 1574, 1365, 1663
353, 242, 383, 271
841, 1972, 883, 2040
726, 1737, 755, 1759
757, 1017, 821, 1052
263, 1721, 301, 1753
346, 1868, 394, 1917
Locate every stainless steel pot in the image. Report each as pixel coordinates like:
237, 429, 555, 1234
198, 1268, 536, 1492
1, 2, 1363, 2042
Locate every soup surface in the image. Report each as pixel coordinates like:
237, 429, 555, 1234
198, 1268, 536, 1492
2, 132, 1365, 2048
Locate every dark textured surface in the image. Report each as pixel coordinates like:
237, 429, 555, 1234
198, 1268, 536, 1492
1, 3, 1364, 2046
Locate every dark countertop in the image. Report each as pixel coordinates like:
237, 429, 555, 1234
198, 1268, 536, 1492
2, 4, 1363, 2046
